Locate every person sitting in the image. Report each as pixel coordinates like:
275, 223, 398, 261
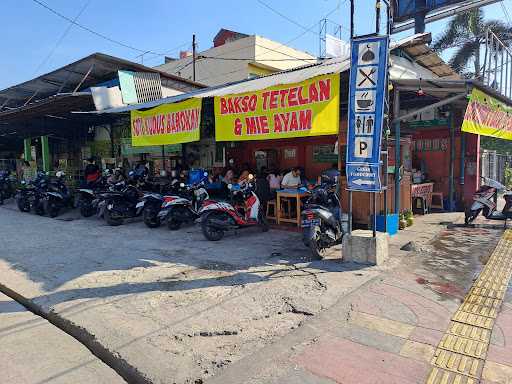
281, 167, 302, 189
267, 169, 281, 198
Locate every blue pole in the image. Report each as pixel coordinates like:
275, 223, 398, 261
394, 90, 400, 214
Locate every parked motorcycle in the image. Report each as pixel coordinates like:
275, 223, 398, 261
43, 171, 73, 217
465, 177, 512, 225
0, 170, 16, 205
301, 182, 346, 259
15, 172, 48, 215
199, 175, 268, 241
158, 181, 210, 230
100, 173, 146, 226
76, 174, 110, 217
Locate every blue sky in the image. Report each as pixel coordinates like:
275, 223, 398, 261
1, 0, 510, 89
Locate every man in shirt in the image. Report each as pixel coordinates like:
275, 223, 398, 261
281, 167, 302, 189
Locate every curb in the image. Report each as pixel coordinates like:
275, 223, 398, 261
0, 281, 151, 384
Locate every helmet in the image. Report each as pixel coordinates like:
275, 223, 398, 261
56, 171, 65, 178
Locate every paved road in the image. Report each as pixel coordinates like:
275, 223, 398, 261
0, 291, 125, 384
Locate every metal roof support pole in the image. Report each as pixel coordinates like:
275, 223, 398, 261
483, 29, 489, 83
448, 110, 455, 211
73, 64, 94, 94
494, 38, 499, 90
392, 93, 467, 123
393, 89, 400, 215
500, 46, 505, 94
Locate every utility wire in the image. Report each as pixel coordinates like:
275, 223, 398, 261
32, 0, 91, 76
256, 0, 319, 36
30, 0, 160, 55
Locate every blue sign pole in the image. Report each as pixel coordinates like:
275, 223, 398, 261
346, 35, 389, 193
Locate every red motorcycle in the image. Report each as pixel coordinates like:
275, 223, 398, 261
199, 175, 269, 241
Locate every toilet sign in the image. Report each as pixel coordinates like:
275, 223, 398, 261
346, 35, 389, 192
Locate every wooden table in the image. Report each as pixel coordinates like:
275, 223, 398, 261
276, 190, 309, 227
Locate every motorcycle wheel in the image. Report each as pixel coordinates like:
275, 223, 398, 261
17, 198, 30, 212
201, 211, 225, 241
80, 204, 95, 218
167, 219, 182, 231
35, 202, 45, 216
464, 208, 481, 225
48, 204, 60, 218
259, 210, 269, 232
143, 207, 161, 228
104, 208, 123, 226
309, 227, 327, 260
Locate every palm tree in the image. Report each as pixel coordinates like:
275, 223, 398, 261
432, 8, 512, 79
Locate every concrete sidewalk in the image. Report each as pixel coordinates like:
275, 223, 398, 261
0, 292, 125, 384
208, 224, 512, 384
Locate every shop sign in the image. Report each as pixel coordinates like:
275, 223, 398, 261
413, 138, 448, 152
408, 118, 448, 128
214, 73, 340, 141
313, 144, 341, 163
346, 35, 389, 192
120, 138, 182, 156
130, 98, 201, 147
462, 88, 512, 141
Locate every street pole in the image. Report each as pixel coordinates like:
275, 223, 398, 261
376, 0, 381, 35
192, 34, 196, 82
347, 0, 355, 235
393, 89, 401, 214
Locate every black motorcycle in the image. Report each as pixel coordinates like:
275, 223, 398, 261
0, 170, 16, 205
301, 182, 346, 259
15, 172, 48, 215
76, 176, 110, 217
43, 171, 73, 217
100, 183, 146, 226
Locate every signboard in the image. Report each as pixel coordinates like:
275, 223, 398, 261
462, 88, 512, 141
130, 98, 202, 147
346, 36, 389, 192
214, 73, 340, 141
120, 138, 181, 156
393, 0, 500, 23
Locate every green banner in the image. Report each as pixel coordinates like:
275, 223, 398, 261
462, 89, 512, 141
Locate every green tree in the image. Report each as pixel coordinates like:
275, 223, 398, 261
432, 9, 512, 78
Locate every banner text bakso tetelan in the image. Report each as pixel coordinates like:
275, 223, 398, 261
214, 73, 340, 141
130, 98, 201, 147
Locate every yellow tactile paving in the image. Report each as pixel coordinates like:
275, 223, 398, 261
424, 229, 512, 384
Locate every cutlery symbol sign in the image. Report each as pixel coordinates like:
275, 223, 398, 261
358, 68, 376, 87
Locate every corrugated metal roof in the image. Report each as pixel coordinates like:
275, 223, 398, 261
81, 35, 457, 115
80, 57, 350, 114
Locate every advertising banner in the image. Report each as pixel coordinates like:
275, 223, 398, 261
130, 98, 201, 147
214, 73, 340, 141
393, 0, 495, 23
462, 88, 512, 141
346, 35, 389, 192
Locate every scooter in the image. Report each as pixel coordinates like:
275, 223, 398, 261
141, 179, 188, 228
44, 171, 73, 217
76, 173, 110, 217
0, 170, 16, 205
465, 176, 512, 226
158, 181, 210, 230
301, 182, 346, 259
15, 172, 48, 215
100, 172, 146, 226
199, 175, 268, 241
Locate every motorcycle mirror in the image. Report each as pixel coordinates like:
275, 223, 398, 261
227, 183, 233, 190
248, 174, 254, 180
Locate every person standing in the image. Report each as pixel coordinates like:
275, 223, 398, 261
84, 157, 100, 184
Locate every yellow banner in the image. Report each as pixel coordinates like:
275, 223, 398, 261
462, 88, 512, 141
214, 73, 340, 141
130, 98, 201, 147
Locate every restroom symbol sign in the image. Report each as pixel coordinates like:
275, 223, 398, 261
354, 137, 373, 158
355, 114, 375, 135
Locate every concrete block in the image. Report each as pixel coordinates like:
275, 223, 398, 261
342, 230, 389, 265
